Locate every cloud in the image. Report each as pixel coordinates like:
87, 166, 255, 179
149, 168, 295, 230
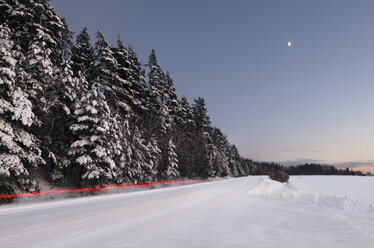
281, 145, 319, 153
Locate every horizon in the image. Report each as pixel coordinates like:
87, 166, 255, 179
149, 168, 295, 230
51, 0, 374, 173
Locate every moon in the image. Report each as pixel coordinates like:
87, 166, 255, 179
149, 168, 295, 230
288, 41, 292, 47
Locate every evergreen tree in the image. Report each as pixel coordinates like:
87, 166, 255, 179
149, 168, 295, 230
68, 83, 118, 186
164, 72, 180, 125
47, 60, 89, 184
92, 30, 117, 94
128, 127, 159, 182
146, 50, 180, 179
191, 97, 215, 177
211, 127, 231, 177
0, 0, 69, 64
71, 27, 94, 78
110, 36, 136, 116
23, 28, 55, 109
227, 145, 240, 177
160, 139, 180, 179
0, 25, 45, 195
0, 0, 38, 52
127, 46, 146, 109
174, 96, 195, 177
144, 49, 169, 135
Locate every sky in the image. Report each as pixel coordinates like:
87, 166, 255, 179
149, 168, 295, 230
51, 0, 374, 173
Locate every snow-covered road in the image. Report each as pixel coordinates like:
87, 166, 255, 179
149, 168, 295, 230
0, 176, 373, 248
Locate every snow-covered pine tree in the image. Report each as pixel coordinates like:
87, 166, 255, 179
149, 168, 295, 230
109, 36, 135, 116
160, 139, 180, 179
112, 37, 165, 182
3, 1, 78, 186
127, 127, 159, 182
108, 114, 133, 184
173, 96, 195, 177
127, 46, 147, 111
22, 27, 55, 108
112, 37, 148, 115
191, 97, 215, 177
0, 0, 68, 65
146, 50, 180, 179
0, 25, 45, 195
145, 50, 168, 134
211, 127, 231, 177
71, 27, 95, 78
164, 72, 180, 121
20, 25, 61, 172
93, 32, 143, 183
68, 83, 119, 186
92, 30, 120, 109
0, 0, 37, 53
228, 145, 245, 177
176, 96, 195, 127
242, 158, 256, 175
47, 59, 90, 184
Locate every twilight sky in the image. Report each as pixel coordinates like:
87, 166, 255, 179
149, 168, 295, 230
51, 0, 374, 172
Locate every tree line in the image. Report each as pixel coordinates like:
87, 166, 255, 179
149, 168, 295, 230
255, 162, 370, 182
0, 0, 256, 197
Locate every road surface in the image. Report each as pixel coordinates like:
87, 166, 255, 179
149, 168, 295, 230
0, 176, 373, 248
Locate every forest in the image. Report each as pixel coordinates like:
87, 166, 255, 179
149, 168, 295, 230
0, 0, 256, 196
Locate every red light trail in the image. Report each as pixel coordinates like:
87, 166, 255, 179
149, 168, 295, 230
0, 179, 198, 199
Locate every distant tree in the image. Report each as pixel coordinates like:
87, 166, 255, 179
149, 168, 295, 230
269, 169, 289, 183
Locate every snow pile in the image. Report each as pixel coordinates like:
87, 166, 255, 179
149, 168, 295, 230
249, 177, 372, 211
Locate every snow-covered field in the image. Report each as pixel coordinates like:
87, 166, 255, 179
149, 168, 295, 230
0, 176, 373, 248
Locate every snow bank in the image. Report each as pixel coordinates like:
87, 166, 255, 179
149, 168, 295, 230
249, 177, 372, 212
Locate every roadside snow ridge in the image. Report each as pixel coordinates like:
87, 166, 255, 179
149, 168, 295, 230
249, 178, 372, 212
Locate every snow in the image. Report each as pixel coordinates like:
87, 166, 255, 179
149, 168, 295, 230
70, 124, 88, 131
14, 129, 34, 148
0, 67, 15, 78
249, 177, 372, 211
289, 175, 374, 205
0, 154, 25, 177
0, 176, 373, 248
76, 155, 92, 165
4, 56, 16, 67
11, 88, 34, 127
62, 104, 70, 115
71, 139, 91, 148
93, 146, 106, 157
